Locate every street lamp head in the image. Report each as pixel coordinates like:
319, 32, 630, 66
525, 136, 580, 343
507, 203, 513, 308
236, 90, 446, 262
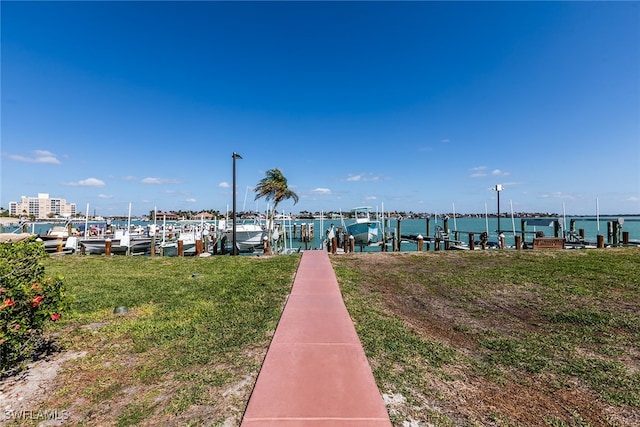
232, 152, 243, 159
494, 184, 503, 192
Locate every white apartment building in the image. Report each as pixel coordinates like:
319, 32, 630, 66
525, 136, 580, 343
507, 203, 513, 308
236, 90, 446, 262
8, 193, 77, 219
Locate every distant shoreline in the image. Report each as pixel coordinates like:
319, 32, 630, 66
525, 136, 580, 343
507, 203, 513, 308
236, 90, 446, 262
1, 213, 639, 224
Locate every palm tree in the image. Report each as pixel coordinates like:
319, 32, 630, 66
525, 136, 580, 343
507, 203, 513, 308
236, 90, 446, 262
254, 168, 299, 253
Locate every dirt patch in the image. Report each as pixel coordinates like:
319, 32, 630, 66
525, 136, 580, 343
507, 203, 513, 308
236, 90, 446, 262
1, 351, 86, 425
0, 338, 264, 426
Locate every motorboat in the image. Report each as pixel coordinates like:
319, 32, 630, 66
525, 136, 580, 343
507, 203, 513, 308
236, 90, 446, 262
345, 207, 380, 246
220, 218, 265, 252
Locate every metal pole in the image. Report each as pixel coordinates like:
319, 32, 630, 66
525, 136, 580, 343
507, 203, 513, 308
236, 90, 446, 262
232, 152, 242, 255
497, 189, 501, 236
495, 185, 503, 236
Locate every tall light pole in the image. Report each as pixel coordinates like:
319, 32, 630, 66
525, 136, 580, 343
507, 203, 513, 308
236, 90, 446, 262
494, 184, 503, 236
232, 152, 242, 256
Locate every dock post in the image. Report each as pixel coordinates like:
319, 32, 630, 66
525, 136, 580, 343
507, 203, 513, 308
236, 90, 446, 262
579, 229, 585, 240
623, 231, 629, 245
425, 217, 431, 251
331, 236, 337, 254
178, 240, 184, 257
396, 218, 402, 252
469, 233, 475, 251
515, 235, 521, 250
151, 236, 156, 257
443, 217, 449, 250
607, 222, 613, 244
417, 235, 423, 252
612, 221, 620, 245
196, 239, 203, 256
212, 236, 218, 255
343, 234, 349, 253
105, 239, 112, 256
349, 235, 355, 253
597, 235, 605, 249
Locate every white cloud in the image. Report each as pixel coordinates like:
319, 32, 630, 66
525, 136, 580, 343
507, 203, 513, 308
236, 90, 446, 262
185, 198, 197, 203
7, 150, 61, 164
141, 177, 180, 184
98, 194, 113, 199
469, 166, 487, 178
64, 177, 106, 187
364, 196, 377, 201
346, 173, 380, 182
312, 188, 332, 195
219, 181, 230, 188
491, 169, 510, 176
626, 196, 639, 202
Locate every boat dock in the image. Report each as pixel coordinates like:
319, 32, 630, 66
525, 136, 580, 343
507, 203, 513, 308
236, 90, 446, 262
241, 250, 392, 426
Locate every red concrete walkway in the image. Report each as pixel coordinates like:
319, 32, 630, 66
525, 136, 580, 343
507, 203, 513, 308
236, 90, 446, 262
241, 250, 392, 427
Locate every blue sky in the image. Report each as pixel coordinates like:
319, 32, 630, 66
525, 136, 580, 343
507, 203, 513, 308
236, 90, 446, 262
2, 1, 639, 216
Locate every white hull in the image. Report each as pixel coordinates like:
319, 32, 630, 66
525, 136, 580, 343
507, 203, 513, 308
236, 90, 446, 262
224, 223, 265, 252
345, 207, 380, 246
79, 238, 152, 255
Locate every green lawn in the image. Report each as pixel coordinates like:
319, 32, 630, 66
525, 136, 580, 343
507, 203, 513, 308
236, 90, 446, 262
38, 254, 299, 426
332, 248, 640, 426
7, 248, 640, 426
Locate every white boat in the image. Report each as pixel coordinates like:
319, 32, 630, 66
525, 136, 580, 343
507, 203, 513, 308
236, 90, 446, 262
159, 233, 197, 256
220, 218, 265, 252
345, 207, 380, 246
157, 220, 213, 256
79, 231, 152, 255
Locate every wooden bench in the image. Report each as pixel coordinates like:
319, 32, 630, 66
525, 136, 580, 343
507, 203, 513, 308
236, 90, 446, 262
533, 237, 564, 250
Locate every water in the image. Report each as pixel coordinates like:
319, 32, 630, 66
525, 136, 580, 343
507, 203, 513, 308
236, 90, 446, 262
311, 216, 640, 252
4, 215, 640, 253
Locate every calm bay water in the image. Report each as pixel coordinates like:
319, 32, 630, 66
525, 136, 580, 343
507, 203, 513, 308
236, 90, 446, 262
5, 215, 640, 252
311, 216, 640, 251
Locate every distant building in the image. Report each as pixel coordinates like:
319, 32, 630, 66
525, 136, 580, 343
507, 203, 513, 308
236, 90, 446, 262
194, 212, 214, 220
156, 211, 180, 221
8, 193, 77, 219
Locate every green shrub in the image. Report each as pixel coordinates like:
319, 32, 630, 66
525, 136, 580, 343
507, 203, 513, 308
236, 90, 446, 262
0, 237, 70, 374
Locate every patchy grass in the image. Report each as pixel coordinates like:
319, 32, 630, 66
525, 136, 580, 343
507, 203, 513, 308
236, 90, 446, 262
332, 248, 640, 426
4, 248, 639, 426
6, 254, 299, 426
